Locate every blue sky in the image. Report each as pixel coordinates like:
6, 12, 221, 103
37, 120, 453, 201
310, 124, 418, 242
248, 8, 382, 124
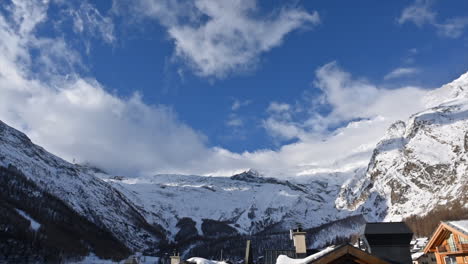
0, 0, 467, 176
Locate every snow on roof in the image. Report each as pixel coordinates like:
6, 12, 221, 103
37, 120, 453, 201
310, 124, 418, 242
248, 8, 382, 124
411, 252, 424, 261
186, 257, 228, 264
447, 220, 468, 236
275, 247, 335, 264
15, 208, 41, 231
411, 237, 428, 250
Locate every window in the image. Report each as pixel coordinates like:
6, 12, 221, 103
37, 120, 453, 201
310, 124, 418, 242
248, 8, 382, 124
460, 235, 468, 244
444, 256, 456, 264
447, 234, 457, 251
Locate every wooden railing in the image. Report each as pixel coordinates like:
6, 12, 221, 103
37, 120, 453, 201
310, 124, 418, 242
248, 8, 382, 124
461, 243, 468, 251
437, 243, 468, 253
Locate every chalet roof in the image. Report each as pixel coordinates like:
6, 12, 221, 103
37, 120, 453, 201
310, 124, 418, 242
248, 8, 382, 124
445, 220, 468, 237
364, 222, 413, 235
275, 244, 391, 264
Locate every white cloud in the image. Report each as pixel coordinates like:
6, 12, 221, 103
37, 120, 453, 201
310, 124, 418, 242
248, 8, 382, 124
267, 102, 291, 113
402, 48, 419, 64
313, 62, 428, 128
384, 67, 420, 80
398, 0, 468, 38
115, 0, 320, 78
231, 99, 251, 111
436, 17, 468, 38
258, 62, 430, 177
68, 2, 115, 44
231, 101, 241, 111
313, 62, 379, 123
226, 115, 243, 127
262, 118, 304, 141
398, 0, 436, 26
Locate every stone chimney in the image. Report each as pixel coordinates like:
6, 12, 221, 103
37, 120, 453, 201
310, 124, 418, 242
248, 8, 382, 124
170, 252, 180, 264
245, 240, 253, 264
291, 227, 307, 258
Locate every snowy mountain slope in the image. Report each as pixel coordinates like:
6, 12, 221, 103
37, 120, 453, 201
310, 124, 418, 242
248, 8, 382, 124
336, 72, 468, 220
0, 165, 131, 262
0, 118, 367, 260
104, 170, 354, 240
0, 121, 164, 253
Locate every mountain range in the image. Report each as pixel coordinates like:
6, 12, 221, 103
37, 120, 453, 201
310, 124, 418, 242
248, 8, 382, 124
0, 72, 467, 263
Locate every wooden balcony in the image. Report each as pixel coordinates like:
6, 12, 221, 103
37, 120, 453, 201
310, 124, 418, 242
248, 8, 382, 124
436, 243, 468, 254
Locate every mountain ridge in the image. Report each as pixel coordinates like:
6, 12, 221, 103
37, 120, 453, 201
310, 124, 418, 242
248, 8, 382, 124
0, 71, 467, 261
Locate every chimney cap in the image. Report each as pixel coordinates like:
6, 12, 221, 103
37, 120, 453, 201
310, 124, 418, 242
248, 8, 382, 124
364, 222, 413, 235
293, 226, 304, 233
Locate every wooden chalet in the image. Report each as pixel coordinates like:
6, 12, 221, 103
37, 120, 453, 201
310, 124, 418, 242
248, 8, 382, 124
424, 220, 468, 264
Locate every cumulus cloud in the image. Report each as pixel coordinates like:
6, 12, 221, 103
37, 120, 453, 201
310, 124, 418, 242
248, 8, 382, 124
384, 67, 420, 80
260, 62, 430, 177
310, 62, 428, 130
114, 0, 320, 78
398, 0, 468, 38
263, 101, 303, 141
263, 118, 304, 141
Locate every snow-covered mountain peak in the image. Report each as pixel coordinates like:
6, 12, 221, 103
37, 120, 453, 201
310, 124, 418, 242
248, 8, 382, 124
424, 71, 468, 108
230, 169, 279, 183
382, 120, 406, 140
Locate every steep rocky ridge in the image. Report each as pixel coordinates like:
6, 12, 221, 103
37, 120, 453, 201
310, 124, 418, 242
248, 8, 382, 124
336, 72, 468, 220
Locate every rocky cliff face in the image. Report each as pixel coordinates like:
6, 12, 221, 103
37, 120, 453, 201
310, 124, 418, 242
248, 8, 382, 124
336, 72, 468, 220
